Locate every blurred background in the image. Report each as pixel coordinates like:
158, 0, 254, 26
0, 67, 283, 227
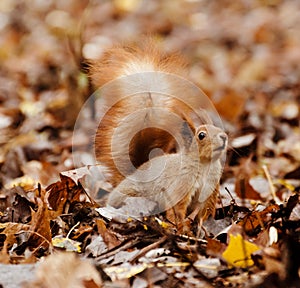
0, 0, 299, 190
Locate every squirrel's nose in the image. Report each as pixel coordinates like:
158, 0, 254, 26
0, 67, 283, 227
219, 133, 228, 146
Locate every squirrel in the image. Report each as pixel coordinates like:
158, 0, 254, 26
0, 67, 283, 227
90, 40, 227, 231
107, 122, 227, 231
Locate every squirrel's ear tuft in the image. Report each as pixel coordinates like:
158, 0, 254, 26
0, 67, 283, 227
184, 109, 213, 127
181, 121, 194, 149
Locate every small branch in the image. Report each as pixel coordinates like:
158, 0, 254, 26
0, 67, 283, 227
96, 238, 140, 261
262, 164, 281, 204
66, 221, 80, 239
130, 235, 168, 263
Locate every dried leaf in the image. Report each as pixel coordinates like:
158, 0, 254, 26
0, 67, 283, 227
46, 174, 85, 216
28, 193, 52, 251
206, 238, 226, 258
0, 222, 30, 251
238, 204, 280, 235
96, 218, 121, 250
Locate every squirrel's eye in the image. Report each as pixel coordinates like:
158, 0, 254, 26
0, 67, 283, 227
198, 131, 206, 140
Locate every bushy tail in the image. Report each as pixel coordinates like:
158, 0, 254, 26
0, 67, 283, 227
90, 41, 209, 186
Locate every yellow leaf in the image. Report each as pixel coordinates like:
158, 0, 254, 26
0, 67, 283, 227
155, 217, 169, 229
4, 176, 36, 189
276, 179, 295, 192
222, 234, 260, 268
52, 236, 81, 253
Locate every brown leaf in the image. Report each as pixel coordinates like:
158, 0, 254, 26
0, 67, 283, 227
234, 157, 263, 200
0, 222, 30, 254
72, 223, 93, 240
46, 174, 84, 216
238, 204, 280, 236
235, 177, 263, 200
96, 218, 121, 250
28, 192, 52, 251
206, 238, 226, 258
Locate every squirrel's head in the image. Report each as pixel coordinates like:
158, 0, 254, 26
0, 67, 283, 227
181, 122, 227, 163
195, 124, 227, 162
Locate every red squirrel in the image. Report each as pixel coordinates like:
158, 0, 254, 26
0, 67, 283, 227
90, 41, 227, 230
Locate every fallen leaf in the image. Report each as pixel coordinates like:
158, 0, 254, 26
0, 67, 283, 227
52, 235, 81, 252
0, 222, 30, 253
238, 204, 280, 236
222, 234, 260, 268
46, 174, 85, 217
206, 238, 226, 258
96, 218, 121, 250
28, 192, 52, 252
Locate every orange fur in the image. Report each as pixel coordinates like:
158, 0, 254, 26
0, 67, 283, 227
90, 40, 187, 87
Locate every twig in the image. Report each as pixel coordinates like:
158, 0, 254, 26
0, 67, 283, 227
225, 187, 235, 203
66, 221, 80, 239
96, 238, 140, 261
130, 235, 168, 263
262, 164, 281, 204
177, 234, 207, 244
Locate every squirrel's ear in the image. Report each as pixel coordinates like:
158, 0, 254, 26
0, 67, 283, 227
181, 121, 194, 149
185, 109, 213, 127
